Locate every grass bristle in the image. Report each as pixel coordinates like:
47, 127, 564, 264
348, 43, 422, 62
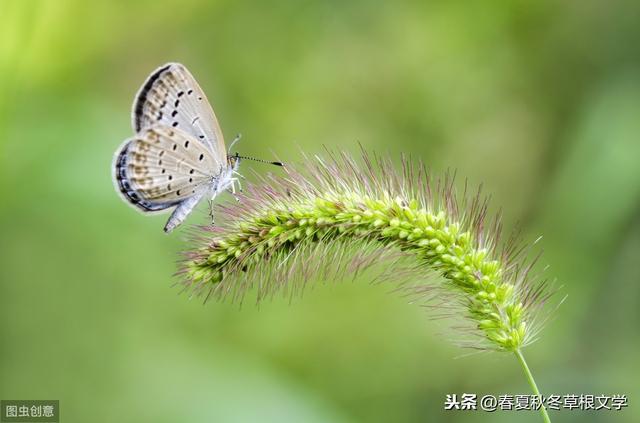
179, 150, 559, 352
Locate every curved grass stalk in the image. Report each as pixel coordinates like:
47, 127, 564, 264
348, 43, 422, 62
179, 150, 557, 421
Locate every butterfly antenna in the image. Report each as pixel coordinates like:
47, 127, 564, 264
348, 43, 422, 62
236, 154, 284, 167
228, 133, 242, 153
228, 134, 283, 166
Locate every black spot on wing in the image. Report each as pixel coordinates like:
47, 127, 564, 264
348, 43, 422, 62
115, 140, 178, 212
133, 64, 172, 132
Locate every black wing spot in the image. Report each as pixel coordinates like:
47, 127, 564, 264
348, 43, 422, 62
197, 96, 202, 100
171, 110, 178, 117
189, 169, 195, 174
176, 190, 181, 196
172, 122, 179, 127
199, 154, 204, 161
158, 159, 162, 165
198, 135, 204, 139
157, 111, 163, 120
184, 140, 190, 148
189, 177, 193, 183
187, 89, 193, 95
177, 91, 184, 97
174, 99, 180, 107
161, 100, 167, 108
159, 150, 164, 157
161, 169, 166, 174
172, 144, 177, 151
168, 175, 173, 180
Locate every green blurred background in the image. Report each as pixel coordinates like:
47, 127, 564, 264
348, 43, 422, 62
1, 0, 639, 422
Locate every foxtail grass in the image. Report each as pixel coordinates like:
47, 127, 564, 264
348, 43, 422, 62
179, 150, 558, 422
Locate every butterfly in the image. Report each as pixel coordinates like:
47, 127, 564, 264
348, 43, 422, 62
113, 63, 280, 233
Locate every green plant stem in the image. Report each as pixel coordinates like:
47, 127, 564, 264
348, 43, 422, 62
515, 349, 550, 423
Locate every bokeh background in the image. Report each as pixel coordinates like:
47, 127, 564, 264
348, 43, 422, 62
1, 1, 639, 422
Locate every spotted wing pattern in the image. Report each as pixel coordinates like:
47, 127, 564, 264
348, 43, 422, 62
114, 125, 220, 214
131, 62, 227, 168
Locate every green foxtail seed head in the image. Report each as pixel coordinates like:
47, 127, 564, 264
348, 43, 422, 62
179, 151, 558, 352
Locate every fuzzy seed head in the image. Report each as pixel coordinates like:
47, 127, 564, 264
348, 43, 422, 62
179, 150, 558, 352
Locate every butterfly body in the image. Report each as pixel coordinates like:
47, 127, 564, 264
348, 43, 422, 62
113, 63, 240, 232
163, 155, 239, 233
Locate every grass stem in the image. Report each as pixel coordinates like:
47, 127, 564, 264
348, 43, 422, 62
515, 349, 551, 423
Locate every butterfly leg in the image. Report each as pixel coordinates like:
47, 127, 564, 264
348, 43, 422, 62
232, 171, 245, 192
208, 199, 215, 224
227, 178, 241, 202
226, 190, 241, 202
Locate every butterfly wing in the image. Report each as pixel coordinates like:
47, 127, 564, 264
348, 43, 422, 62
131, 62, 227, 168
113, 125, 222, 231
